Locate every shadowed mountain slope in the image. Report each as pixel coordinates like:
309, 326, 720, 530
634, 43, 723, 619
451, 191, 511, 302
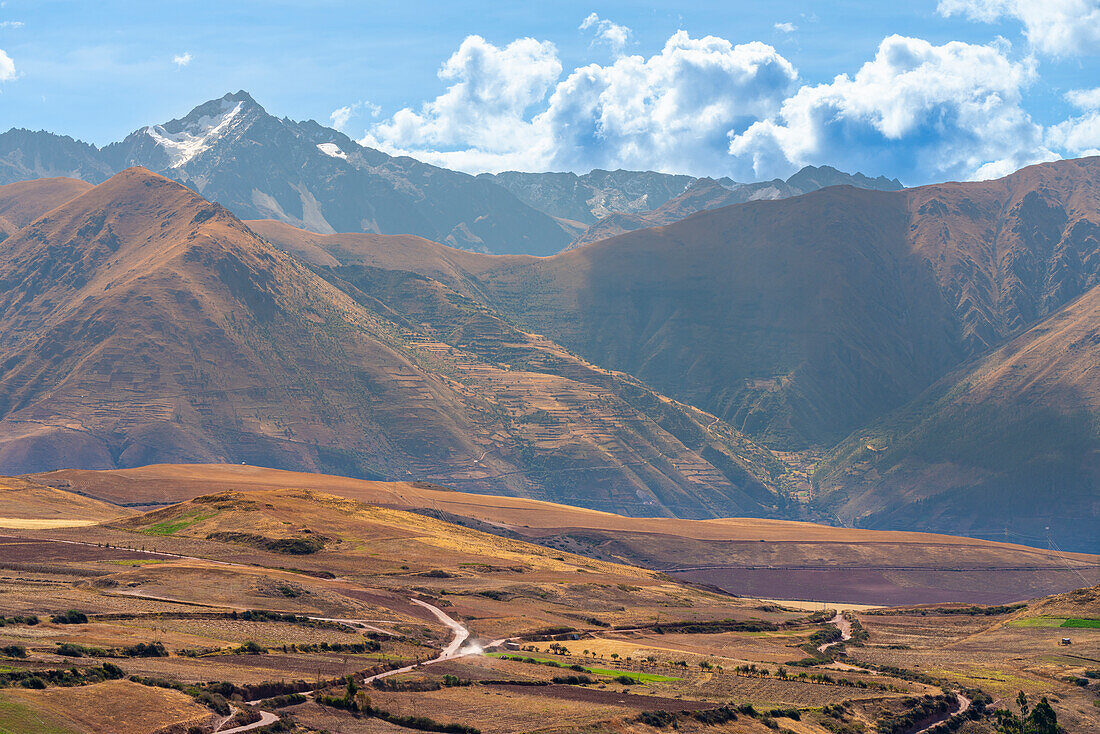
258, 187, 965, 448
0, 168, 786, 518
254, 158, 1100, 550
568, 166, 903, 249
0, 129, 115, 186
815, 283, 1100, 551
260, 158, 1100, 450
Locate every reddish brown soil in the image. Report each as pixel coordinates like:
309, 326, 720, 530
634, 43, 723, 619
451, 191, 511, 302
670, 567, 1100, 606
0, 537, 155, 563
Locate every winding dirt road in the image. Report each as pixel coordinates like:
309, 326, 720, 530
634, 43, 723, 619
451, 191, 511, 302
815, 610, 971, 734
817, 611, 852, 653
216, 710, 279, 734
362, 598, 471, 683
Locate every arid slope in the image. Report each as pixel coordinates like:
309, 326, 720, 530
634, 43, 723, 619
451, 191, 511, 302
0, 169, 785, 519
27, 464, 1100, 604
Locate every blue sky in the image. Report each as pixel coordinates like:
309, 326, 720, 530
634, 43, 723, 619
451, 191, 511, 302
0, 1, 1098, 184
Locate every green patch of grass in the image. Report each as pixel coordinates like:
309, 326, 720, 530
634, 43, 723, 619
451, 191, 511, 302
1061, 618, 1100, 628
0, 697, 79, 734
585, 664, 677, 682
141, 510, 215, 536
484, 653, 680, 682
1006, 617, 1067, 628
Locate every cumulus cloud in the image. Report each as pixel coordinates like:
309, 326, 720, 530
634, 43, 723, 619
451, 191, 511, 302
1048, 88, 1100, 157
362, 31, 797, 176
580, 13, 632, 55
0, 48, 14, 82
774, 22, 798, 33
1047, 113, 1100, 156
540, 33, 798, 176
355, 29, 1071, 183
728, 35, 1052, 182
0, 20, 23, 28
330, 101, 381, 131
1066, 87, 1100, 110
938, 0, 1100, 56
360, 34, 562, 171
172, 52, 192, 68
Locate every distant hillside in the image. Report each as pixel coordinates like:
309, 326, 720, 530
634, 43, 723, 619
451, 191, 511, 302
815, 283, 1100, 552
479, 169, 699, 224
567, 166, 903, 249
255, 157, 1100, 551
2, 93, 901, 256
30, 463, 1100, 603
0, 129, 114, 186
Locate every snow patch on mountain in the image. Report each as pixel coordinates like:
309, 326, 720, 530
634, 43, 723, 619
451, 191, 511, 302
143, 100, 244, 168
316, 142, 347, 160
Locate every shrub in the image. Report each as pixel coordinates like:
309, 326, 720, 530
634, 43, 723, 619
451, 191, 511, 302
122, 642, 169, 657
258, 693, 307, 708
51, 610, 88, 624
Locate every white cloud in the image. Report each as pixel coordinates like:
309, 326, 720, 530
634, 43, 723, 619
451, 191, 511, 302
539, 32, 798, 176
360, 35, 562, 171
1049, 91, 1100, 156
172, 52, 192, 68
363, 31, 797, 176
0, 48, 14, 82
580, 13, 632, 55
774, 22, 798, 33
330, 101, 381, 131
728, 35, 1053, 182
938, 0, 1100, 56
0, 20, 23, 29
1047, 113, 1100, 156
1067, 87, 1100, 110
357, 30, 1070, 183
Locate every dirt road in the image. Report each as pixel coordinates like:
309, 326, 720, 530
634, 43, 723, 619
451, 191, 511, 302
363, 598, 471, 683
217, 710, 279, 733
817, 611, 852, 653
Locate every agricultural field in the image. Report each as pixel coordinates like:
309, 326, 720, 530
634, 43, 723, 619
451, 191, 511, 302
0, 467, 1095, 733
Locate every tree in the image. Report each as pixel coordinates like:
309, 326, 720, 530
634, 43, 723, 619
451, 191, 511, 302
1025, 697, 1062, 734
1017, 691, 1029, 716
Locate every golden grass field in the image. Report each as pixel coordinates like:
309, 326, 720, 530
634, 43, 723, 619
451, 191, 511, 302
0, 465, 1095, 733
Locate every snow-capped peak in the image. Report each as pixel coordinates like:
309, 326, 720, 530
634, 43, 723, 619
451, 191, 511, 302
143, 100, 245, 168
316, 142, 347, 160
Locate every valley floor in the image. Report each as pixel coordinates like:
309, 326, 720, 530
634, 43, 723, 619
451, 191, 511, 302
0, 467, 1096, 733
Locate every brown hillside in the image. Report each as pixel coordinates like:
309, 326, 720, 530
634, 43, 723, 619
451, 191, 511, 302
0, 176, 92, 240
256, 157, 1100, 452
0, 169, 786, 518
253, 158, 1100, 551
28, 464, 1100, 604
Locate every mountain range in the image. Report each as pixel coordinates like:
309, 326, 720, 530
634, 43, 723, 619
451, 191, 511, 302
1, 91, 900, 256
0, 169, 786, 520
251, 156, 1100, 552
0, 92, 1095, 553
